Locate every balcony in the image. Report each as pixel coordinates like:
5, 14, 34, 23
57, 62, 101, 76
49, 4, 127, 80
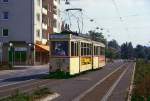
42, 23, 48, 30
54, 0, 58, 6
42, 39, 47, 45
42, 7, 48, 15
53, 27, 58, 33
53, 14, 58, 19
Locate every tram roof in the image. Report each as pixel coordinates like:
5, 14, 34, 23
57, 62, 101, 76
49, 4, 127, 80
49, 33, 105, 47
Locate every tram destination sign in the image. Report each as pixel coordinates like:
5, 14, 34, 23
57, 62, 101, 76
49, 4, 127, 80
49, 34, 70, 39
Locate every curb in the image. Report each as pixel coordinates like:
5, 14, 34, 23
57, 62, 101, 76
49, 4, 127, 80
35, 93, 60, 101
127, 62, 136, 101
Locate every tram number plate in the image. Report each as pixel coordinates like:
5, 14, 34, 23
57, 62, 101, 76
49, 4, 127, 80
81, 57, 92, 65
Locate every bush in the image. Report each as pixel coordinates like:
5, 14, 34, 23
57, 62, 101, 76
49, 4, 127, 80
131, 95, 145, 101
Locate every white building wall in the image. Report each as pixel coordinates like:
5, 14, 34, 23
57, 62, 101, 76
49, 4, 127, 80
53, 0, 61, 33
33, 0, 43, 42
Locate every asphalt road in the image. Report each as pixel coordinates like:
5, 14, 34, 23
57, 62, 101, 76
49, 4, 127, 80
0, 61, 135, 101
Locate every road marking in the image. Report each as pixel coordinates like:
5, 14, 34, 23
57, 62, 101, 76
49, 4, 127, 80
101, 63, 130, 101
127, 62, 136, 101
41, 93, 60, 101
73, 63, 126, 101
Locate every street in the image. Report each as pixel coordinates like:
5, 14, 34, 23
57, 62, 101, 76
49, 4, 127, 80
0, 61, 135, 101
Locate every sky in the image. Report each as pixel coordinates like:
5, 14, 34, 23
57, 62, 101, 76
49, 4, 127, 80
61, 0, 150, 47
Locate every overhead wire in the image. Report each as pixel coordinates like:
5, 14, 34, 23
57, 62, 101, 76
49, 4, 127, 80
111, 0, 130, 37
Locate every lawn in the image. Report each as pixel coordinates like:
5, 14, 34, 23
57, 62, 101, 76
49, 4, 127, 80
132, 60, 150, 101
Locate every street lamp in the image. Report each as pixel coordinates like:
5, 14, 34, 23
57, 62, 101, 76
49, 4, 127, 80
9, 42, 14, 66
28, 43, 32, 47
28, 43, 33, 65
65, 0, 70, 5
0, 43, 2, 64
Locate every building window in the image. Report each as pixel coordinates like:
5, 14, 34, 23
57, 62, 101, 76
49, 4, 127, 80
37, 0, 40, 6
53, 19, 57, 27
36, 13, 40, 22
3, 0, 8, 3
3, 12, 8, 19
2, 29, 8, 36
36, 30, 40, 37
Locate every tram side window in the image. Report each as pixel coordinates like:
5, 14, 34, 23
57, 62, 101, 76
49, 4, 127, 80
84, 43, 87, 55
81, 43, 91, 56
101, 47, 105, 55
87, 44, 90, 55
81, 43, 84, 56
71, 42, 78, 56
89, 44, 92, 55
98, 46, 101, 55
94, 46, 96, 55
51, 41, 68, 56
94, 46, 99, 55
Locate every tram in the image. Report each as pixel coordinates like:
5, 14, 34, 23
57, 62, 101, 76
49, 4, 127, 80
49, 33, 106, 75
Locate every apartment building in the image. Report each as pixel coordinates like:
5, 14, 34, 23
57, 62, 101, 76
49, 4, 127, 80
0, 0, 61, 65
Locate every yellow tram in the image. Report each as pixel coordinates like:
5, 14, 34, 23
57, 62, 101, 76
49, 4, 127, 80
49, 33, 106, 75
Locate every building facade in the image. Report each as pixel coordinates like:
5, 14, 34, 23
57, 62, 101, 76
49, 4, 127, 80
0, 0, 61, 65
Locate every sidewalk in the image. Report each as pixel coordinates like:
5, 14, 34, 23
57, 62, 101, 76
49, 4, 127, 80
0, 64, 49, 76
13, 64, 48, 68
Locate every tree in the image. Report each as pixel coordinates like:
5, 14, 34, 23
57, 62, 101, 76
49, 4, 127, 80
108, 40, 120, 50
106, 39, 121, 59
121, 42, 134, 59
134, 45, 146, 59
127, 42, 134, 59
88, 30, 106, 44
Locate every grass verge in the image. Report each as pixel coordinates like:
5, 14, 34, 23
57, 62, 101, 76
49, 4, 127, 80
0, 87, 52, 101
131, 60, 150, 101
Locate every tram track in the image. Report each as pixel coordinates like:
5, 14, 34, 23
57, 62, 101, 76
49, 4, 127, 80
101, 64, 131, 101
73, 62, 129, 101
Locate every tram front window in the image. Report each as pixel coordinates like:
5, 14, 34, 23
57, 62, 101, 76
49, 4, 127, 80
51, 41, 68, 56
